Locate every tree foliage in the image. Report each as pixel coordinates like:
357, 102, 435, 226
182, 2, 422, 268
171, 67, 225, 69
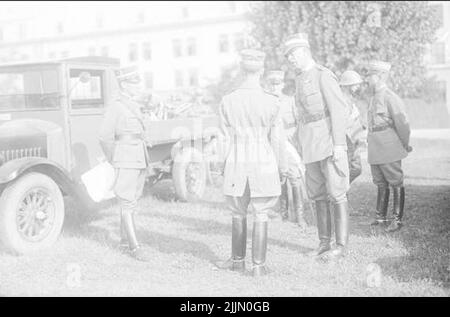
249, 1, 440, 97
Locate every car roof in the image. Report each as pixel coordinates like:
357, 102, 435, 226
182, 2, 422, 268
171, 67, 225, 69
0, 56, 120, 69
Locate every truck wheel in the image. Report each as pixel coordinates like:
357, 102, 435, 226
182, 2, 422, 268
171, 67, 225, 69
0, 172, 64, 254
172, 147, 207, 202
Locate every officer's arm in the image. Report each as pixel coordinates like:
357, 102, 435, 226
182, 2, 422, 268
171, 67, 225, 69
270, 99, 288, 175
217, 99, 232, 163
387, 93, 411, 149
320, 71, 348, 147
99, 104, 119, 162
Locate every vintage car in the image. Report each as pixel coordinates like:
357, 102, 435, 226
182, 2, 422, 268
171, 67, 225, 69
0, 56, 220, 254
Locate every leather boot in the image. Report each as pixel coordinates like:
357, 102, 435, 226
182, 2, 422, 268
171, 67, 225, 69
121, 211, 151, 262
386, 187, 405, 232
279, 181, 289, 220
322, 202, 349, 261
118, 219, 128, 251
252, 221, 268, 277
292, 183, 308, 230
216, 217, 247, 272
308, 200, 331, 256
370, 187, 389, 226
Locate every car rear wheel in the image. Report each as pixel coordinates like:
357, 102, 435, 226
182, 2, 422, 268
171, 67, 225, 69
172, 147, 207, 202
0, 172, 64, 254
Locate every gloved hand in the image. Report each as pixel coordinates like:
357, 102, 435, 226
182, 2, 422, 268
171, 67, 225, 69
279, 170, 288, 184
332, 145, 347, 177
406, 145, 413, 153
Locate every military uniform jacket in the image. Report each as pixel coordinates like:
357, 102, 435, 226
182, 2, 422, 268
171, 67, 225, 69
367, 86, 410, 165
344, 94, 366, 147
279, 93, 298, 141
218, 80, 288, 198
99, 93, 148, 169
295, 64, 348, 164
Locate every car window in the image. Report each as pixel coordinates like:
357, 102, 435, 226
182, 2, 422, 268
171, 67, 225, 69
0, 68, 60, 111
70, 69, 104, 110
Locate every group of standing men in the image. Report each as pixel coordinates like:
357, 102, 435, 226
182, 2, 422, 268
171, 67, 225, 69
216, 32, 412, 276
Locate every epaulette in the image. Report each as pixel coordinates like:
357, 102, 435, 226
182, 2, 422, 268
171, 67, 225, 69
316, 64, 338, 80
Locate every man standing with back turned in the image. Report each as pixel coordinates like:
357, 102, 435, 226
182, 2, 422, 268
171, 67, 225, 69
216, 49, 287, 276
283, 33, 350, 261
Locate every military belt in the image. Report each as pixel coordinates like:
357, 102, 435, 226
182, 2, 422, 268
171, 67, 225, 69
115, 133, 144, 142
284, 122, 297, 129
302, 109, 330, 124
369, 124, 392, 133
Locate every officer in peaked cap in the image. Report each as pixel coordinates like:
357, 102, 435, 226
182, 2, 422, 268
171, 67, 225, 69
364, 60, 411, 232
216, 49, 288, 276
264, 70, 310, 229
283, 32, 350, 261
339, 70, 366, 184
99, 65, 152, 261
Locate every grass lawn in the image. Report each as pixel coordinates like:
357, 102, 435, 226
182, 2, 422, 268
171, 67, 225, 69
0, 136, 449, 296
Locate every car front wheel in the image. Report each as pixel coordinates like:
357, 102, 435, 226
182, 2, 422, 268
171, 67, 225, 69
0, 172, 64, 254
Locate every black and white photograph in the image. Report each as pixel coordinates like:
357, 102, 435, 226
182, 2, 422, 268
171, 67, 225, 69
0, 0, 448, 300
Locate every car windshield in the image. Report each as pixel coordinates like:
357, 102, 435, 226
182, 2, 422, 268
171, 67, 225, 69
0, 67, 60, 112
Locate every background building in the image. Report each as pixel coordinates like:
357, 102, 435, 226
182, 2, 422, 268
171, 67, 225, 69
0, 1, 251, 95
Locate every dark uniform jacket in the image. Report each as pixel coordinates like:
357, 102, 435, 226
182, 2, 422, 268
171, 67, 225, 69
367, 85, 410, 165
295, 64, 348, 164
99, 93, 148, 169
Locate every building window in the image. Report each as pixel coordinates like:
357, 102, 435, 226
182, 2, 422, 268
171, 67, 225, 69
56, 21, 64, 35
234, 33, 244, 51
188, 69, 199, 87
144, 72, 153, 89
228, 1, 237, 13
173, 39, 183, 58
129, 43, 138, 62
175, 70, 183, 87
182, 7, 189, 19
60, 51, 69, 58
88, 46, 96, 56
19, 23, 27, 40
48, 51, 56, 59
431, 42, 446, 64
219, 34, 229, 53
137, 11, 146, 24
143, 42, 152, 60
101, 46, 109, 57
187, 38, 196, 56
96, 14, 104, 29
430, 3, 444, 29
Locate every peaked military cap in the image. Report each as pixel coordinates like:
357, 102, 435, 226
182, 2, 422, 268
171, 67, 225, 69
366, 60, 392, 74
240, 49, 266, 72
115, 65, 141, 83
339, 70, 363, 86
283, 32, 310, 56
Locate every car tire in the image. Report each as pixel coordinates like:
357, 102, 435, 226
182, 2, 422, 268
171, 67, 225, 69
0, 172, 64, 255
172, 147, 207, 202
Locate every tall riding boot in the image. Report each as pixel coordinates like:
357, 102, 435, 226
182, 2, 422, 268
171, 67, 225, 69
279, 181, 289, 220
118, 219, 128, 250
216, 217, 247, 272
370, 187, 389, 226
121, 210, 151, 262
309, 201, 331, 256
386, 187, 405, 232
323, 202, 349, 261
252, 221, 268, 277
292, 183, 308, 230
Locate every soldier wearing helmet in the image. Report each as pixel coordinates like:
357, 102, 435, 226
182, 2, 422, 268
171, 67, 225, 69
364, 60, 411, 232
264, 70, 310, 229
99, 65, 152, 261
339, 70, 366, 184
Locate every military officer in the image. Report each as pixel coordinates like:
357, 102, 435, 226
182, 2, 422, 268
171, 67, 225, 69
364, 61, 411, 232
283, 33, 350, 260
339, 70, 367, 184
264, 70, 309, 229
99, 66, 151, 261
216, 49, 288, 276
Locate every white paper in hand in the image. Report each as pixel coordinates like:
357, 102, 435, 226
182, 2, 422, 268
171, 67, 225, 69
81, 161, 116, 202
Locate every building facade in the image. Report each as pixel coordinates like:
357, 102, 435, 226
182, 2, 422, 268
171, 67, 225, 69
0, 1, 251, 94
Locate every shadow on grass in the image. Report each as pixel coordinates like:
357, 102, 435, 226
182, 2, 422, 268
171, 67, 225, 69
349, 181, 450, 288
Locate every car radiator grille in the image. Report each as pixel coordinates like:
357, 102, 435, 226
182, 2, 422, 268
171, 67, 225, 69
0, 147, 45, 162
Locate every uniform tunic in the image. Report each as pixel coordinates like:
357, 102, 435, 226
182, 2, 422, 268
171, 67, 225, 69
367, 85, 410, 187
99, 93, 148, 203
219, 80, 287, 221
294, 64, 349, 203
